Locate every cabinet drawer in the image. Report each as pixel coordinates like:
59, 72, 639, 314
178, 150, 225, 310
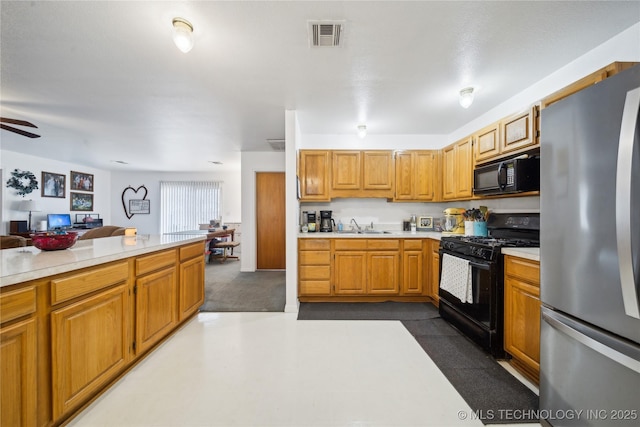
179, 242, 205, 261
334, 239, 367, 251
367, 239, 400, 250
299, 280, 331, 295
299, 251, 330, 265
299, 239, 330, 250
136, 250, 177, 276
299, 265, 330, 280
505, 256, 540, 284
0, 285, 36, 323
51, 262, 129, 305
403, 240, 423, 251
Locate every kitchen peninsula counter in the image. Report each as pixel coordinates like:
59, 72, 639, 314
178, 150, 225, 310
298, 230, 442, 239
1, 234, 204, 287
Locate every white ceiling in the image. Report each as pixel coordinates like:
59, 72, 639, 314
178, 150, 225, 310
1, 1, 639, 172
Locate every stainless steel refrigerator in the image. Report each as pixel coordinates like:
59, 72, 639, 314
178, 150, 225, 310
540, 64, 640, 427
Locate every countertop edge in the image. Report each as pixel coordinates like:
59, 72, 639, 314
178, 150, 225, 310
501, 247, 540, 262
1, 235, 205, 288
297, 231, 443, 240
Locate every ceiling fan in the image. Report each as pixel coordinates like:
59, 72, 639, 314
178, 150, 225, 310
0, 117, 41, 138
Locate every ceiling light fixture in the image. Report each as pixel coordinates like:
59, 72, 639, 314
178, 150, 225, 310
459, 87, 475, 109
172, 18, 194, 53
357, 125, 367, 139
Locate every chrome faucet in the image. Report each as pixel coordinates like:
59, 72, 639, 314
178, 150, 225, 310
350, 218, 361, 231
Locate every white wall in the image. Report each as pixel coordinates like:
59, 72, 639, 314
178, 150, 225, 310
285, 110, 301, 313
240, 151, 286, 272
1, 150, 111, 233
110, 170, 241, 235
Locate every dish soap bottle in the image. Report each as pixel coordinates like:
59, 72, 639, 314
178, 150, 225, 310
337, 220, 343, 232
410, 214, 417, 233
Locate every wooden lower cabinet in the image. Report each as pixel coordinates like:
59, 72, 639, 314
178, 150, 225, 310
51, 284, 128, 419
429, 240, 440, 305
135, 266, 178, 355
179, 248, 205, 321
402, 240, 425, 295
298, 239, 331, 296
334, 251, 367, 295
368, 252, 400, 294
504, 255, 541, 385
1, 317, 37, 427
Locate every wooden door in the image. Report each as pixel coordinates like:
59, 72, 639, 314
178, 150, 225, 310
333, 252, 367, 295
298, 150, 330, 201
415, 151, 436, 201
367, 252, 400, 294
332, 151, 361, 190
256, 172, 286, 269
362, 151, 393, 191
394, 151, 414, 200
136, 267, 177, 355
455, 137, 473, 198
442, 145, 456, 200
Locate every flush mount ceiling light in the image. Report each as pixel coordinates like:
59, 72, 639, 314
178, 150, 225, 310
459, 87, 475, 109
172, 17, 194, 53
357, 125, 367, 139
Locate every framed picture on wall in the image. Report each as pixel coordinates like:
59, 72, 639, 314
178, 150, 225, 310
70, 192, 94, 211
129, 199, 150, 214
41, 171, 66, 198
70, 171, 94, 192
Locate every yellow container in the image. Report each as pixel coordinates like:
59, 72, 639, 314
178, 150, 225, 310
443, 208, 466, 234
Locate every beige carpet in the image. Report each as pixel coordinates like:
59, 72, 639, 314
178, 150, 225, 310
199, 249, 286, 312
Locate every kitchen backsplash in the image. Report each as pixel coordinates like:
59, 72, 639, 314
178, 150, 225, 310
299, 196, 540, 228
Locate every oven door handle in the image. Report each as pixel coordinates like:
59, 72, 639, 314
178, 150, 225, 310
469, 261, 491, 270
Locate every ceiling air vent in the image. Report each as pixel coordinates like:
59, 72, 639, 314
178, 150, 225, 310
308, 21, 343, 47
267, 139, 285, 151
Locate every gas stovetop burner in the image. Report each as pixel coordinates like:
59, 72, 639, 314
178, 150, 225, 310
445, 236, 539, 248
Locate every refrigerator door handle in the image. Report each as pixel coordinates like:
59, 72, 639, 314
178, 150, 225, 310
616, 86, 640, 319
543, 309, 640, 374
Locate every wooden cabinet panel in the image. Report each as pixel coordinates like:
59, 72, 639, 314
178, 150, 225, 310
299, 265, 331, 280
403, 239, 423, 251
299, 150, 331, 201
442, 145, 456, 200
394, 151, 437, 201
368, 252, 400, 294
402, 250, 424, 295
394, 151, 413, 200
501, 106, 538, 154
1, 318, 36, 427
0, 285, 36, 323
430, 241, 440, 305
51, 285, 128, 419
333, 252, 367, 295
362, 151, 393, 191
136, 250, 176, 276
332, 151, 361, 190
299, 239, 330, 251
367, 239, 400, 250
334, 239, 368, 251
51, 261, 129, 305
475, 123, 500, 163
299, 251, 330, 265
179, 241, 205, 261
178, 256, 204, 321
135, 267, 177, 355
298, 238, 331, 297
299, 281, 331, 296
456, 137, 473, 198
504, 256, 540, 384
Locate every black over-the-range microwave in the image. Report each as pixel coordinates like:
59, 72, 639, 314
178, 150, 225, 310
473, 155, 540, 196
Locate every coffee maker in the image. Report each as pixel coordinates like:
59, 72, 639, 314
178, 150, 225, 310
319, 210, 335, 232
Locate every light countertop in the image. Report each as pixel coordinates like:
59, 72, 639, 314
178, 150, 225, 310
298, 230, 442, 240
501, 247, 540, 262
1, 234, 205, 288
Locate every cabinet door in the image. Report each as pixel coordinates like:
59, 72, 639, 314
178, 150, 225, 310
332, 151, 361, 190
430, 245, 440, 304
504, 276, 540, 376
394, 151, 414, 200
136, 267, 177, 355
455, 137, 473, 198
1, 318, 36, 427
368, 252, 400, 295
475, 123, 501, 163
442, 145, 457, 200
501, 106, 538, 154
414, 151, 436, 201
333, 252, 367, 295
299, 150, 331, 201
402, 250, 424, 295
179, 256, 205, 321
51, 285, 128, 419
363, 151, 393, 191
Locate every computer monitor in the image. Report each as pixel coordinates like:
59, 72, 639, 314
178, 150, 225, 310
47, 213, 72, 230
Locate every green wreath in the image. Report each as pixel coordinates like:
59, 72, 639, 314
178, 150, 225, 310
6, 169, 39, 196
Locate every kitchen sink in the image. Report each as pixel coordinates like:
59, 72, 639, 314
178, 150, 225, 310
334, 229, 391, 234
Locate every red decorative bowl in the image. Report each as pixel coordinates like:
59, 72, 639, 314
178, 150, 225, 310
31, 232, 78, 251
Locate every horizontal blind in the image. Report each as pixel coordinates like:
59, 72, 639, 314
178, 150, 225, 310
160, 181, 221, 234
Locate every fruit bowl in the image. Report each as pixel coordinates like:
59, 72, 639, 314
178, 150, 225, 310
31, 232, 78, 251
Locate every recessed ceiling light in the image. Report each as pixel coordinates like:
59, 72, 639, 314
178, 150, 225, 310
172, 17, 194, 53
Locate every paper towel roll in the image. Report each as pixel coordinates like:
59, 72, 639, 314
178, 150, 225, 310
38, 220, 48, 231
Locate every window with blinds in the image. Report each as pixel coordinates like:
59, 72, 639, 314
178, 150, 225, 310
160, 181, 221, 234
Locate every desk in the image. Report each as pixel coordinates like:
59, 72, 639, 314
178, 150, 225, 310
166, 229, 235, 241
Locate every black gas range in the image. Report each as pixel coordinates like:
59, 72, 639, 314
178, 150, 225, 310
438, 213, 540, 358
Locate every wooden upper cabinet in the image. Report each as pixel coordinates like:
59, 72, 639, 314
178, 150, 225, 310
362, 151, 393, 191
474, 123, 501, 163
394, 150, 437, 201
299, 150, 331, 202
501, 106, 539, 155
442, 137, 473, 200
332, 151, 361, 190
330, 150, 393, 198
